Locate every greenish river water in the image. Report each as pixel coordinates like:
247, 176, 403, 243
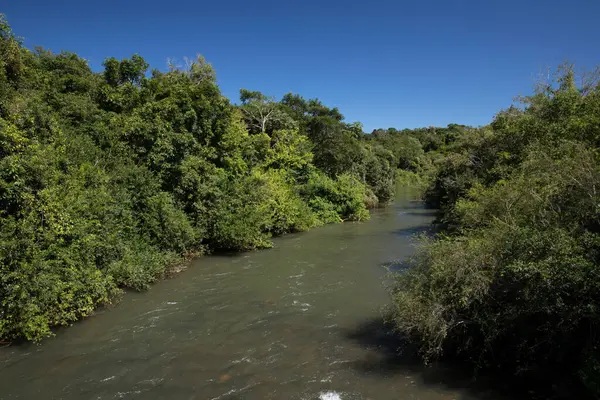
0, 194, 505, 399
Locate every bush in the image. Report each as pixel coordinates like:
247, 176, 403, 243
253, 169, 317, 235
107, 241, 178, 290
0, 15, 382, 343
363, 144, 395, 204
301, 170, 370, 223
207, 169, 318, 250
390, 66, 600, 396
0, 214, 118, 341
206, 173, 273, 251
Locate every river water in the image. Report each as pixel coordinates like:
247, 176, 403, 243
0, 194, 500, 400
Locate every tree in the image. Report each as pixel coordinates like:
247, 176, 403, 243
238, 89, 296, 134
389, 65, 600, 398
102, 54, 148, 86
0, 14, 388, 343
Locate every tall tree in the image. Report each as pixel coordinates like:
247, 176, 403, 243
238, 89, 295, 134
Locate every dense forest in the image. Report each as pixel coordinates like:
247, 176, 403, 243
0, 15, 407, 342
389, 65, 600, 396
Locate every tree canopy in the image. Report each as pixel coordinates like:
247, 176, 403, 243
0, 16, 403, 342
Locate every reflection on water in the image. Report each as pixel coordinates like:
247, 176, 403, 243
0, 193, 505, 399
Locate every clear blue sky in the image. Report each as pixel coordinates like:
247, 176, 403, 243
3, 0, 599, 131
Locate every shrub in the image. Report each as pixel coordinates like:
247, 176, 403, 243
301, 170, 370, 223
0, 15, 380, 342
252, 169, 317, 235
390, 66, 600, 396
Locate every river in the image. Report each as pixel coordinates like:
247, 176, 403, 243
0, 194, 501, 399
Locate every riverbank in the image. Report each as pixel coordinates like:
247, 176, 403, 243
0, 196, 451, 399
1, 14, 403, 343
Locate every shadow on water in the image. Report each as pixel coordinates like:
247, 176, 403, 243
382, 259, 413, 273
392, 224, 432, 237
344, 317, 584, 400
343, 318, 499, 400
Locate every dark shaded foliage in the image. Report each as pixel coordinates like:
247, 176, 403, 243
389, 64, 600, 397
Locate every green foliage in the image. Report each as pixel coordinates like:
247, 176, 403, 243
206, 172, 274, 251
107, 242, 177, 290
362, 144, 396, 204
371, 129, 424, 170
279, 93, 396, 196
389, 65, 600, 395
301, 171, 370, 223
102, 54, 148, 87
0, 14, 23, 110
0, 15, 404, 342
261, 129, 313, 174
238, 89, 297, 134
395, 169, 429, 195
253, 169, 317, 235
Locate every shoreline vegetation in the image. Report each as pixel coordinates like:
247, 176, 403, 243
389, 65, 600, 398
0, 15, 406, 342
2, 12, 600, 399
